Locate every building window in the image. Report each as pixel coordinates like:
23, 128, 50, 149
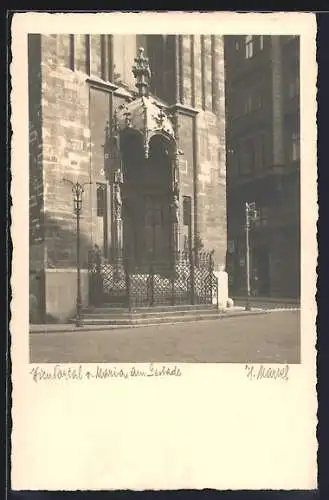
259, 206, 269, 226
253, 88, 263, 110
288, 71, 299, 99
249, 140, 255, 171
90, 35, 103, 79
242, 88, 263, 116
112, 35, 137, 88
200, 35, 206, 110
107, 35, 113, 82
244, 92, 253, 114
85, 35, 91, 75
100, 34, 107, 81
69, 35, 75, 71
245, 35, 254, 59
235, 39, 240, 51
74, 35, 88, 74
241, 140, 255, 174
259, 134, 266, 169
233, 144, 240, 176
97, 184, 106, 217
259, 35, 264, 51
183, 196, 191, 226
291, 132, 300, 161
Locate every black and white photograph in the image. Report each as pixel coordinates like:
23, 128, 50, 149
11, 11, 317, 492
28, 31, 301, 364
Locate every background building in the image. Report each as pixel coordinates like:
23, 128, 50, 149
28, 34, 227, 322
224, 35, 300, 299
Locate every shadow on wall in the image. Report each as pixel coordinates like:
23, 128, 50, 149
44, 212, 93, 269
29, 213, 95, 324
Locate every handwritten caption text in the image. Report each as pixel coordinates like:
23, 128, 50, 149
29, 364, 182, 383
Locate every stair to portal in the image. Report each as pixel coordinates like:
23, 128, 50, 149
73, 304, 225, 327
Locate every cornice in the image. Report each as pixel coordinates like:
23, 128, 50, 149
86, 77, 119, 93
168, 103, 199, 118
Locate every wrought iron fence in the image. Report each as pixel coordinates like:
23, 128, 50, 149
88, 248, 218, 309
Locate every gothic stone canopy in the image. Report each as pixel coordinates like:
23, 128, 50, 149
113, 47, 176, 158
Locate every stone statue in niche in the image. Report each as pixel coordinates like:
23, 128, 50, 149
113, 169, 123, 220
113, 183, 122, 219
171, 194, 179, 224
173, 181, 179, 198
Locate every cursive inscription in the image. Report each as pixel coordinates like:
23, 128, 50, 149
245, 364, 289, 381
29, 364, 182, 383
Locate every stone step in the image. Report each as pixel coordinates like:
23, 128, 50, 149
80, 308, 222, 321
74, 311, 226, 327
84, 304, 217, 314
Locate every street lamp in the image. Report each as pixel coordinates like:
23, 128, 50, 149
63, 179, 91, 327
245, 201, 258, 311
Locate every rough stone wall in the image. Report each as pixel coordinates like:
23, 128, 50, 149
195, 36, 227, 269
40, 34, 92, 269
29, 35, 45, 273
196, 110, 227, 268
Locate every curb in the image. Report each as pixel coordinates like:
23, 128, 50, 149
29, 309, 271, 334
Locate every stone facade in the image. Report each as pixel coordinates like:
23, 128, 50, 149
225, 35, 300, 298
29, 34, 227, 321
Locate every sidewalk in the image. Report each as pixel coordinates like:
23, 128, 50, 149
233, 296, 300, 306
29, 307, 271, 334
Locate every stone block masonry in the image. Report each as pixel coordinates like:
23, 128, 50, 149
29, 35, 45, 273
196, 110, 227, 269
40, 35, 93, 269
177, 35, 227, 270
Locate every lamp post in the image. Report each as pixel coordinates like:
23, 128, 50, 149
63, 179, 90, 327
245, 201, 258, 311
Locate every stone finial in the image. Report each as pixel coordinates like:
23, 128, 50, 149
132, 47, 151, 97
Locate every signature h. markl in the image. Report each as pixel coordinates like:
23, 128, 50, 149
245, 364, 289, 381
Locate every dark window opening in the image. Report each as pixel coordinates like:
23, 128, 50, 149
69, 35, 75, 71
97, 184, 106, 217
183, 196, 192, 226
85, 35, 91, 75
100, 35, 107, 81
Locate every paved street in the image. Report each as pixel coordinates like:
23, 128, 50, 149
30, 310, 300, 364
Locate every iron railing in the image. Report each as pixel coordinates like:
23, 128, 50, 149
88, 248, 218, 310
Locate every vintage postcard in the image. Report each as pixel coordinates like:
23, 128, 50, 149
10, 11, 317, 491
